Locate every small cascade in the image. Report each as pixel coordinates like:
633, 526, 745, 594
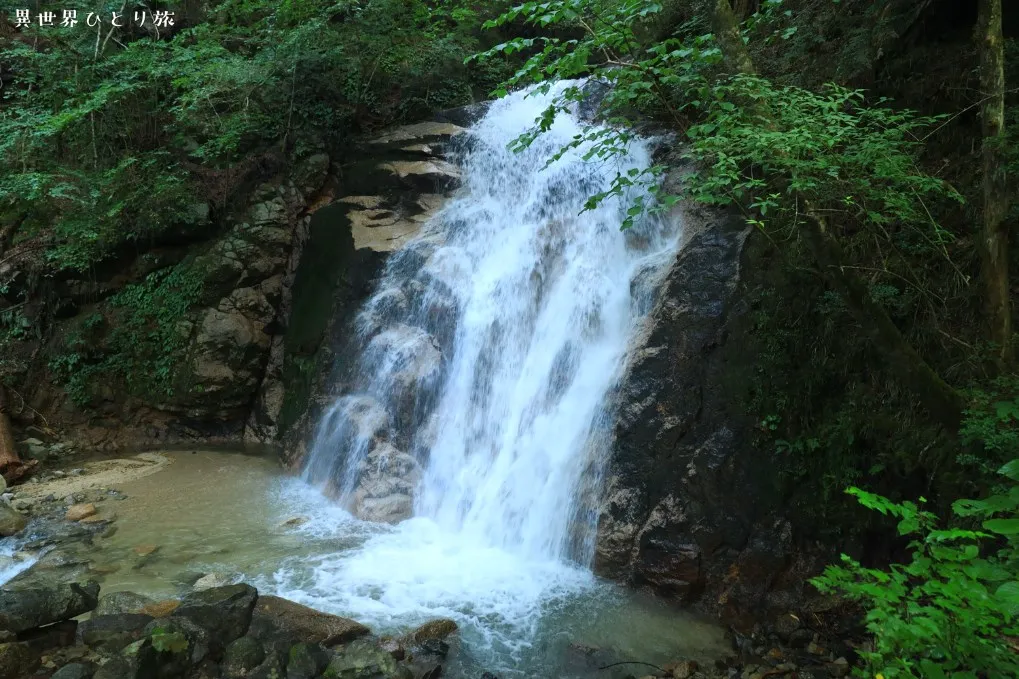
304, 81, 682, 561
290, 82, 685, 668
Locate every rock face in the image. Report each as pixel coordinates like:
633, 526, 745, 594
169, 181, 310, 421
595, 206, 793, 621
270, 118, 464, 459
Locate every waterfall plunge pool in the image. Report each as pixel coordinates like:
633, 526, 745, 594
7, 449, 728, 678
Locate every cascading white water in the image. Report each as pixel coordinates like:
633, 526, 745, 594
283, 81, 685, 673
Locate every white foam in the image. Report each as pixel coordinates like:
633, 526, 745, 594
285, 81, 683, 671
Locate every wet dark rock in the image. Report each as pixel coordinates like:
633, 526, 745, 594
0, 580, 100, 633
595, 205, 809, 620
247, 653, 287, 679
787, 628, 814, 648
0, 641, 39, 679
170, 584, 257, 647
144, 616, 212, 667
223, 636, 265, 678
409, 619, 457, 644
51, 662, 95, 679
94, 592, 156, 617
416, 663, 441, 679
415, 639, 449, 659
325, 639, 413, 679
772, 613, 802, 641
287, 642, 330, 679
79, 614, 154, 651
378, 637, 405, 661
249, 595, 370, 649
17, 619, 77, 653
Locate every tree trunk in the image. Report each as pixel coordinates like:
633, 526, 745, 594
978, 0, 1012, 365
0, 386, 35, 484
710, 0, 965, 428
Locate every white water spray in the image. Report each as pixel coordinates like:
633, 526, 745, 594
286, 82, 684, 669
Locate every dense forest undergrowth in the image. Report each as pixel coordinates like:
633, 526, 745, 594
2, 0, 1019, 675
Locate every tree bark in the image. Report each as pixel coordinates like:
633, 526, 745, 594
0, 386, 35, 484
977, 0, 1012, 365
710, 0, 965, 428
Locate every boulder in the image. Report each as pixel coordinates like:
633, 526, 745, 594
0, 506, 26, 537
222, 636, 265, 678
249, 595, 369, 648
0, 642, 39, 679
143, 616, 210, 667
410, 619, 457, 644
287, 642, 330, 679
94, 592, 155, 617
595, 208, 798, 617
0, 580, 100, 633
16, 619, 77, 653
324, 640, 412, 679
78, 614, 154, 651
247, 654, 287, 679
170, 584, 257, 648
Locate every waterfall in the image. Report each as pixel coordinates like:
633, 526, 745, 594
286, 82, 683, 666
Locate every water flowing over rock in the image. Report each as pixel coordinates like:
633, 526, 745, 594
301, 82, 682, 565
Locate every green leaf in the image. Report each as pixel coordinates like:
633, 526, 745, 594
982, 518, 1019, 535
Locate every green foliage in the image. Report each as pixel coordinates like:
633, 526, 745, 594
683, 76, 961, 240
960, 377, 1019, 475
49, 260, 204, 404
473, 0, 962, 257
0, 0, 496, 273
812, 459, 1019, 678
